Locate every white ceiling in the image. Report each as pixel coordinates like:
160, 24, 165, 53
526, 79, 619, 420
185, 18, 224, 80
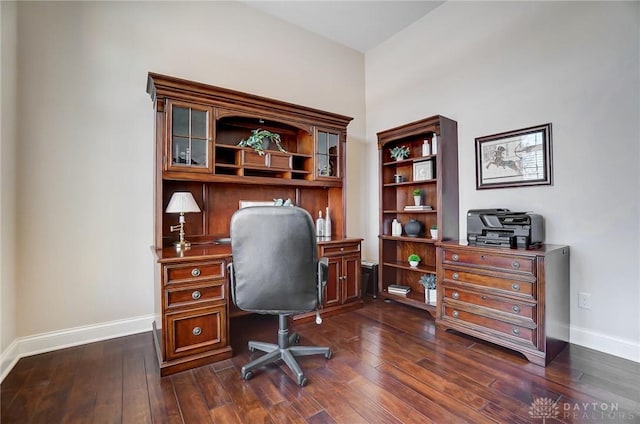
243, 1, 445, 52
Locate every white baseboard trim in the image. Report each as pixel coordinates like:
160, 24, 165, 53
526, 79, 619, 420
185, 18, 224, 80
0, 314, 154, 383
571, 325, 640, 363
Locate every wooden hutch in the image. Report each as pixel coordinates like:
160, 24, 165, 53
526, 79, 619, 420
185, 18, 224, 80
377, 115, 459, 317
147, 73, 362, 376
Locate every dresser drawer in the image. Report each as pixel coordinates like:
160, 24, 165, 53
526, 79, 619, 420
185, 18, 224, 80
443, 269, 535, 300
443, 306, 537, 347
320, 242, 360, 256
165, 305, 227, 360
443, 249, 534, 275
443, 286, 535, 322
164, 260, 225, 284
165, 280, 226, 309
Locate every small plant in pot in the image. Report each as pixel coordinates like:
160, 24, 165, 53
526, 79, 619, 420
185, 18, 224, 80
408, 253, 421, 267
390, 145, 410, 161
238, 129, 286, 156
419, 273, 437, 304
430, 225, 438, 239
412, 188, 422, 206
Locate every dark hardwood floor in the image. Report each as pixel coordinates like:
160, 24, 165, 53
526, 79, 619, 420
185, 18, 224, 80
2, 298, 639, 423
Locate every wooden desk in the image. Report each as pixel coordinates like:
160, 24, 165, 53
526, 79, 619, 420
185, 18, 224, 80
152, 238, 362, 376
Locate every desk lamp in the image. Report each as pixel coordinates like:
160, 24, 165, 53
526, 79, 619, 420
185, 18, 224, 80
166, 192, 201, 250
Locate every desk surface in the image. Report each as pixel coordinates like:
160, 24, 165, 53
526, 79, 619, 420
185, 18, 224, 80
153, 237, 364, 263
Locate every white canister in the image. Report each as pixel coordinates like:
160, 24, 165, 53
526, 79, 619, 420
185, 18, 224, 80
422, 140, 431, 156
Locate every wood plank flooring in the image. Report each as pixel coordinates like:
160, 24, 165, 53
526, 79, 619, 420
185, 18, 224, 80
2, 298, 639, 423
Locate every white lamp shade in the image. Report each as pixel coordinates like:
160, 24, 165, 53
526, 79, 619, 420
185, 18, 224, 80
165, 192, 201, 214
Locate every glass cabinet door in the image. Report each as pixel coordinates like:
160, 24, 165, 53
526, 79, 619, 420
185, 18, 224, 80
316, 128, 340, 179
166, 101, 213, 173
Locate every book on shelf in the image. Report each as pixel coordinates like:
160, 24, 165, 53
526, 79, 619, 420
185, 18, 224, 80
403, 205, 433, 211
388, 289, 409, 296
387, 284, 411, 295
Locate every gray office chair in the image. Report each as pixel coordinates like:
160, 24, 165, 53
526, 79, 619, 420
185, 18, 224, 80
228, 206, 332, 386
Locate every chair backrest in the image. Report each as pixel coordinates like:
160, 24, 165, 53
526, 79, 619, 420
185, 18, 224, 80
229, 206, 319, 314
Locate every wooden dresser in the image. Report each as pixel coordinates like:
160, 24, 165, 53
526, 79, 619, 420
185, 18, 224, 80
436, 241, 570, 366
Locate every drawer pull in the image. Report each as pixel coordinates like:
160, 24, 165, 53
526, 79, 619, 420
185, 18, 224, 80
452, 310, 459, 318
452, 254, 459, 261
511, 283, 520, 291
511, 261, 520, 269
512, 305, 521, 314
192, 326, 202, 336
512, 327, 520, 335
340, 247, 344, 252
452, 291, 459, 299
452, 272, 459, 280
191, 290, 202, 300
191, 268, 201, 277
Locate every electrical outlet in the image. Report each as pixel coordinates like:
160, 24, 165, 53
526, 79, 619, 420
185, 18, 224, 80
578, 292, 592, 309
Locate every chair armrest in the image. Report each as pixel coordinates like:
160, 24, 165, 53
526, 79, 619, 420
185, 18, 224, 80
317, 257, 328, 304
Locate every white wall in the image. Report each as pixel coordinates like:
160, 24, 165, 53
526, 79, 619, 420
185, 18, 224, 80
12, 2, 365, 339
1, 1, 18, 365
366, 1, 640, 361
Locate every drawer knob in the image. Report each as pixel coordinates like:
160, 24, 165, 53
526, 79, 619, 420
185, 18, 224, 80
452, 291, 459, 299
512, 327, 520, 335
511, 261, 520, 269
512, 305, 521, 314
192, 326, 202, 336
340, 247, 344, 252
192, 290, 202, 300
452, 254, 459, 261
452, 310, 459, 318
511, 283, 520, 291
191, 268, 201, 277
452, 272, 459, 280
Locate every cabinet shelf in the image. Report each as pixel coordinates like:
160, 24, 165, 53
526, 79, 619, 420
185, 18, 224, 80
383, 154, 437, 167
383, 180, 436, 187
379, 235, 437, 244
382, 260, 436, 274
383, 209, 437, 214
381, 290, 436, 313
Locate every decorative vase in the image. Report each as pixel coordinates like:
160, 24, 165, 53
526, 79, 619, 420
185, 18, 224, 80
404, 219, 421, 237
430, 229, 438, 239
427, 289, 437, 304
413, 196, 421, 206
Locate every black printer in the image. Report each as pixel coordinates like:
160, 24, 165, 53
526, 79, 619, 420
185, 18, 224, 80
467, 209, 543, 248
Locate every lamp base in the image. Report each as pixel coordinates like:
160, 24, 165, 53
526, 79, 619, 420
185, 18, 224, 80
174, 240, 191, 250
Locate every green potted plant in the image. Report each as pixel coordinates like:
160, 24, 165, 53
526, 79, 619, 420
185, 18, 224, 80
419, 273, 437, 304
430, 224, 438, 239
408, 253, 421, 267
412, 188, 422, 206
390, 145, 410, 161
238, 129, 286, 156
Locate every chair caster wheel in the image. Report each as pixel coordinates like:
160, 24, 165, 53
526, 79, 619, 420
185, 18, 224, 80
243, 371, 254, 381
298, 377, 308, 387
325, 350, 333, 359
248, 346, 255, 352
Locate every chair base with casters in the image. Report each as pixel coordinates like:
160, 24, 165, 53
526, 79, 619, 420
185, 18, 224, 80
242, 315, 332, 386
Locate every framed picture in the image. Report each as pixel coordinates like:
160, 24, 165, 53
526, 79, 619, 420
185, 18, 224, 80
475, 123, 552, 189
413, 159, 433, 181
